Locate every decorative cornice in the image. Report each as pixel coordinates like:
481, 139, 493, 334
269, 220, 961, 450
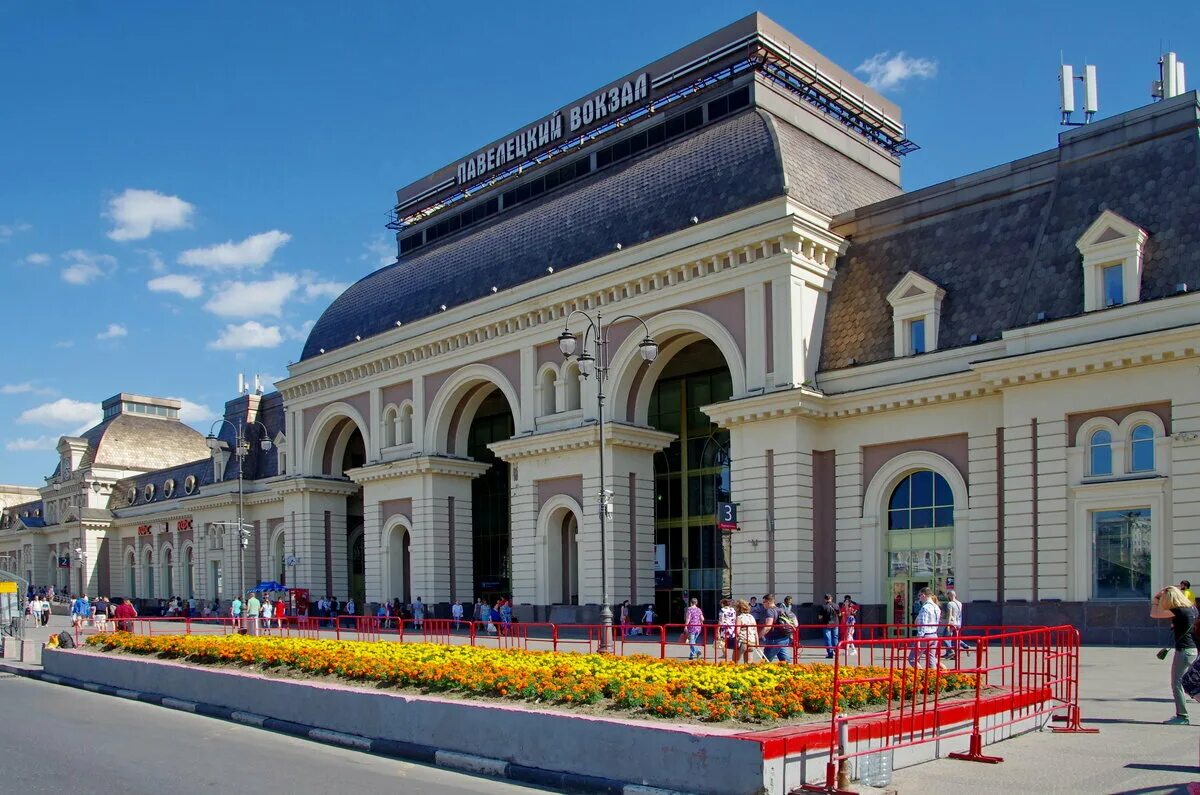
269, 476, 362, 497
489, 422, 677, 461
346, 456, 490, 484
974, 326, 1199, 388
701, 388, 825, 426
279, 212, 844, 403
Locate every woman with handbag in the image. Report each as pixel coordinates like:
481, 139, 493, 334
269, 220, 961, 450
1150, 585, 1198, 724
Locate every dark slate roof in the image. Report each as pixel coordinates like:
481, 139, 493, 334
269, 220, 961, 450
772, 117, 899, 216
305, 108, 898, 361
111, 392, 286, 510
5, 499, 45, 528
821, 94, 1200, 371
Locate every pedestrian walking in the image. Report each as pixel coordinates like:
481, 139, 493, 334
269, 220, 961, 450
412, 597, 424, 628
230, 595, 243, 629
909, 587, 941, 668
1151, 585, 1198, 724
734, 599, 759, 664
717, 598, 736, 660
246, 592, 261, 635
816, 594, 840, 659
761, 595, 795, 663
451, 599, 463, 630
40, 596, 52, 626
943, 589, 969, 656
839, 595, 859, 654
684, 598, 705, 660
113, 597, 138, 632
619, 600, 631, 638
70, 594, 90, 632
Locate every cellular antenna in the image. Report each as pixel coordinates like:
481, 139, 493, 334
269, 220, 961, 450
1060, 61, 1098, 126
1152, 52, 1187, 100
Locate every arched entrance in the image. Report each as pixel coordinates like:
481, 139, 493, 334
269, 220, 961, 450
646, 339, 733, 624
468, 389, 515, 604
183, 546, 195, 599
885, 470, 956, 624
144, 548, 155, 600
163, 548, 174, 598
538, 497, 582, 606
272, 530, 287, 586
311, 411, 368, 611
386, 521, 412, 605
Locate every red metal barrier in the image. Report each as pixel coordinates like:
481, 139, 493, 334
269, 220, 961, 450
797, 624, 1094, 793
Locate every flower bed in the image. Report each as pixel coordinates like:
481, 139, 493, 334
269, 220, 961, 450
85, 633, 976, 724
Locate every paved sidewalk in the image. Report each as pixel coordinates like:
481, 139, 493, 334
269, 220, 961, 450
882, 645, 1199, 794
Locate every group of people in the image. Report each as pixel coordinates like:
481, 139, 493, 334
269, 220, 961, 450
374, 597, 426, 628
228, 592, 289, 632
474, 597, 513, 634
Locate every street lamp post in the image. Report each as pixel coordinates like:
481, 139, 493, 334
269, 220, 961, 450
73, 545, 87, 597
557, 311, 658, 653
207, 420, 273, 598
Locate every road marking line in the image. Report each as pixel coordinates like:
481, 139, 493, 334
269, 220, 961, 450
309, 728, 372, 750
232, 711, 267, 727
82, 682, 101, 692
435, 750, 508, 777
115, 689, 141, 699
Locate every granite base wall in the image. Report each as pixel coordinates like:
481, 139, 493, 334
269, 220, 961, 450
43, 649, 776, 795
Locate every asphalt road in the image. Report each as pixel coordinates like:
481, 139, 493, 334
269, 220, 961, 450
0, 672, 550, 795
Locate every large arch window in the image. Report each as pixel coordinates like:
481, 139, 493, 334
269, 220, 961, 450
888, 470, 954, 531
1129, 424, 1155, 473
1089, 430, 1113, 476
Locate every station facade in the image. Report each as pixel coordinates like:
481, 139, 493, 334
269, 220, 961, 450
2, 13, 1198, 640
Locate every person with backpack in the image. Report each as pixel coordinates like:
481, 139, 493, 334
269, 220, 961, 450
760, 595, 794, 663
816, 594, 840, 659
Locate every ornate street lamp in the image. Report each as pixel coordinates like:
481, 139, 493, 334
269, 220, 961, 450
556, 311, 658, 653
207, 419, 273, 598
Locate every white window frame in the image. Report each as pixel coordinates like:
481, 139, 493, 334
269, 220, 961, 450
1068, 477, 1167, 601
886, 271, 945, 357
1076, 210, 1148, 312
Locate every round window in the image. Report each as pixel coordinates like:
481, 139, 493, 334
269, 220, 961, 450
164, 479, 175, 498
184, 475, 197, 495
127, 487, 137, 505
144, 484, 156, 502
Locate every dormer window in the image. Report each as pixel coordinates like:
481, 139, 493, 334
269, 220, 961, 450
1076, 210, 1148, 312
886, 271, 945, 357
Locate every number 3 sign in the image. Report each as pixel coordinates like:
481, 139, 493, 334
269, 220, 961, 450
716, 502, 738, 531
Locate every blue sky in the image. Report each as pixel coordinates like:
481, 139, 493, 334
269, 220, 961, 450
1, 1, 1195, 487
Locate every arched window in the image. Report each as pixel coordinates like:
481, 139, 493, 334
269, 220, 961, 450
539, 367, 557, 416
563, 361, 582, 412
1129, 424, 1154, 473
398, 402, 414, 445
888, 469, 954, 531
382, 405, 398, 448
1089, 429, 1113, 476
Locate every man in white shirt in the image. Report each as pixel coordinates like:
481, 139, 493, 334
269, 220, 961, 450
910, 587, 942, 668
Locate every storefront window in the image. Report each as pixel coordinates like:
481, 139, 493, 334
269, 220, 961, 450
1093, 509, 1151, 599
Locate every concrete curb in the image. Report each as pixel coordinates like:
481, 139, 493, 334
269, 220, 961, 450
0, 661, 690, 795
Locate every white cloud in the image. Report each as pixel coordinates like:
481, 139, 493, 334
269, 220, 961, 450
5, 436, 54, 452
140, 248, 167, 273
362, 234, 394, 267
204, 273, 298, 318
106, 188, 195, 241
18, 397, 101, 429
259, 373, 285, 392
23, 252, 50, 265
1, 382, 56, 396
208, 321, 284, 350
855, 51, 938, 91
53, 340, 75, 349
0, 222, 32, 241
147, 273, 203, 299
179, 230, 291, 270
284, 320, 315, 340
303, 279, 348, 301
96, 323, 128, 340
167, 397, 217, 424
61, 249, 116, 285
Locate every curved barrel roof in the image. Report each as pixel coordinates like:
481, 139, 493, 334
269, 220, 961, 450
302, 109, 897, 362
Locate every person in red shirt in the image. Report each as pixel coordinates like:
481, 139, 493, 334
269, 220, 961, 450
113, 597, 138, 633
839, 595, 860, 650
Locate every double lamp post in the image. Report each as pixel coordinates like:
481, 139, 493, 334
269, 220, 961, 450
207, 419, 272, 599
557, 310, 658, 653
